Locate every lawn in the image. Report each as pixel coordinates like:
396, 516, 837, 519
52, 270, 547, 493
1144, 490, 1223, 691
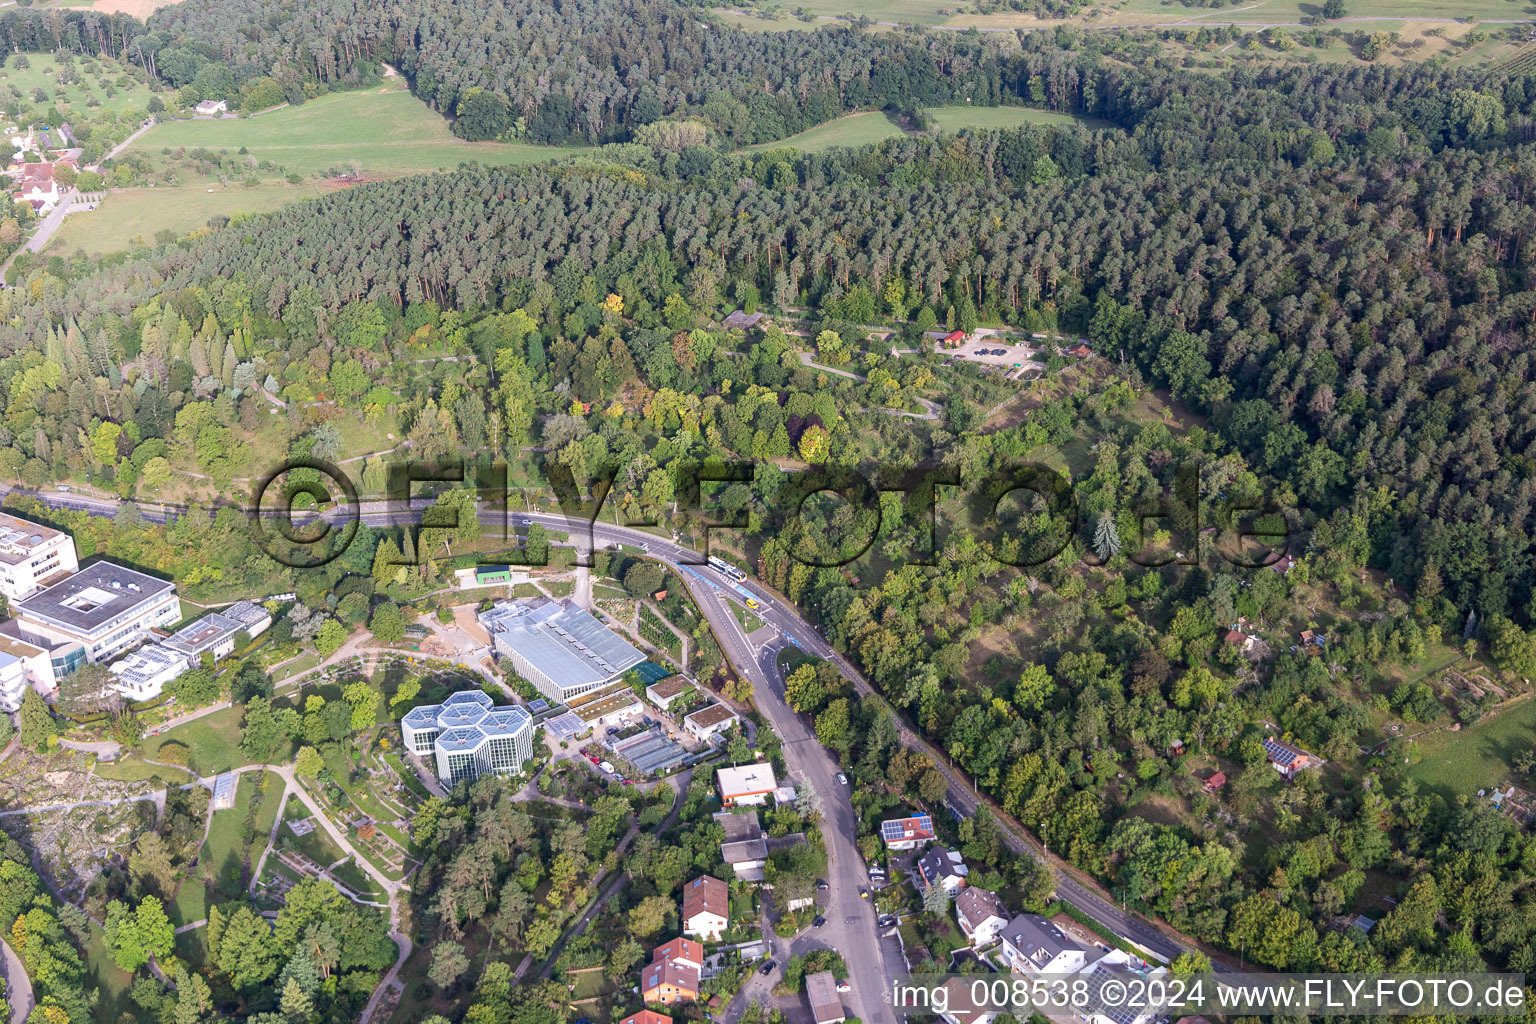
46, 182, 328, 257
1406, 697, 1536, 800
85, 920, 137, 1024
743, 112, 904, 153
926, 104, 1118, 132
92, 755, 192, 785
199, 770, 281, 899
143, 705, 245, 776
170, 875, 207, 928
123, 86, 589, 181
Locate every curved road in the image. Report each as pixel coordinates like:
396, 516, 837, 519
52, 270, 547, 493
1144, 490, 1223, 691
4, 487, 1217, 983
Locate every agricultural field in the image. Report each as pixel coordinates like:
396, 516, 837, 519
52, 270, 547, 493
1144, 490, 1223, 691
121, 86, 587, 182
57, 0, 182, 17
46, 182, 328, 257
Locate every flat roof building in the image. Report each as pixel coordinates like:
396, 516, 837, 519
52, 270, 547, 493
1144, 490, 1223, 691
684, 702, 738, 743
109, 643, 188, 703
479, 598, 645, 703
0, 513, 77, 603
716, 762, 777, 807
401, 690, 535, 787
105, 600, 273, 702
0, 633, 51, 712
163, 600, 271, 661
15, 561, 179, 674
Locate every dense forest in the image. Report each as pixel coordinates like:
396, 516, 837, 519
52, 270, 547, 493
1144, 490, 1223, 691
3, 23, 1536, 980
2, 0, 1531, 146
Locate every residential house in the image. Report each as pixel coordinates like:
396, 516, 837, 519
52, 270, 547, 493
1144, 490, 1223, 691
916, 846, 969, 895
954, 887, 1009, 948
1222, 628, 1255, 654
879, 813, 935, 851
685, 703, 738, 743
998, 914, 1089, 975
924, 329, 967, 346
681, 875, 729, 940
805, 971, 846, 1024
1062, 343, 1093, 358
716, 763, 777, 807
651, 937, 703, 970
716, 808, 768, 881
1079, 949, 1170, 1024
1203, 771, 1226, 793
720, 838, 768, 880
1263, 737, 1311, 780
622, 1011, 674, 1024
195, 99, 228, 115
934, 977, 996, 1024
639, 960, 700, 1005
12, 162, 58, 210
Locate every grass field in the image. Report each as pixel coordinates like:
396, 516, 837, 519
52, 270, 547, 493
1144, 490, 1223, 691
926, 104, 1117, 131
744, 104, 1110, 154
744, 112, 904, 153
200, 770, 279, 899
0, 53, 155, 121
1407, 697, 1536, 800
124, 87, 588, 181
47, 183, 328, 256
92, 755, 192, 785
143, 706, 245, 776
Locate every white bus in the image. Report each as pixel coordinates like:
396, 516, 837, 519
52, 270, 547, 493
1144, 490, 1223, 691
708, 555, 746, 583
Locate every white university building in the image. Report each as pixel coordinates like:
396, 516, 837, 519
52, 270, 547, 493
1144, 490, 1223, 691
0, 513, 78, 603
401, 690, 535, 787
478, 598, 645, 704
109, 600, 273, 701
9, 561, 179, 679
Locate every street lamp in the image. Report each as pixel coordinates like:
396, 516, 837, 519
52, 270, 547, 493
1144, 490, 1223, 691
1040, 822, 1048, 859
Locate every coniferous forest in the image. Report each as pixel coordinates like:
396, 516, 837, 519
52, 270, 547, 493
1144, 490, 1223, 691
5, 0, 1536, 1009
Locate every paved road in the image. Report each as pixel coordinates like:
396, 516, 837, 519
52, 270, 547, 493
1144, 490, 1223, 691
103, 120, 155, 162
1, 487, 1216, 971
672, 567, 898, 1024
0, 937, 31, 1024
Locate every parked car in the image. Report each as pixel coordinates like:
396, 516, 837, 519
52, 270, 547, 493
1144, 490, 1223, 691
837, 982, 851, 993
813, 916, 826, 928
760, 960, 776, 975
879, 915, 897, 927
859, 886, 870, 899
836, 772, 848, 785
817, 880, 829, 890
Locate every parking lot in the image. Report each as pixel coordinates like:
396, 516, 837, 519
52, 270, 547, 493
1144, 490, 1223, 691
945, 341, 1045, 378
